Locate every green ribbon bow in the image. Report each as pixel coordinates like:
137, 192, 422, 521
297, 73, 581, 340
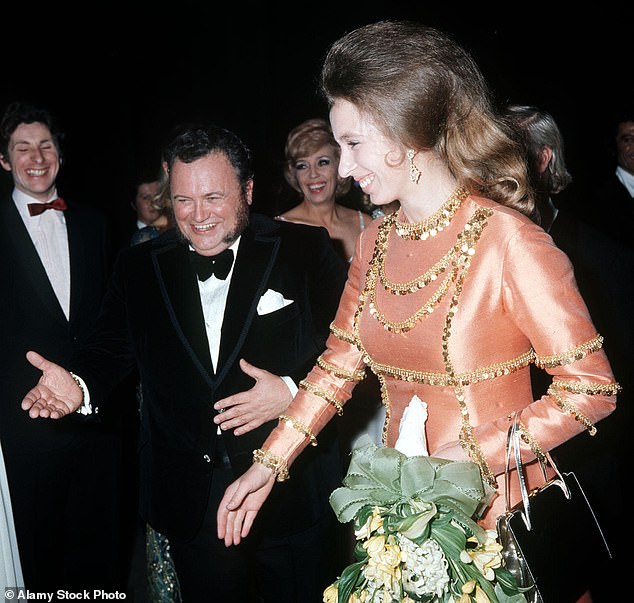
330, 435, 493, 541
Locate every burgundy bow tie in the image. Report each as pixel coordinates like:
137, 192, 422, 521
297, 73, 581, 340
27, 197, 68, 216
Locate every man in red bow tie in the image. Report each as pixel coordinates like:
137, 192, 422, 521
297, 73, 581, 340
0, 101, 129, 593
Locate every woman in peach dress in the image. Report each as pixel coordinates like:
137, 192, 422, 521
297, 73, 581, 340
218, 21, 618, 600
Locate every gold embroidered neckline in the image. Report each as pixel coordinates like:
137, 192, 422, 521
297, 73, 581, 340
394, 187, 469, 240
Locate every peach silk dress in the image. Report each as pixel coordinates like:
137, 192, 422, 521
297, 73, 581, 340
261, 190, 619, 528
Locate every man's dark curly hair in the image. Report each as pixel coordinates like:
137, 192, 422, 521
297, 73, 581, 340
162, 123, 253, 196
0, 101, 64, 159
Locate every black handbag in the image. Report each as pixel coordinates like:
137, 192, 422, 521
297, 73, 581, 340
496, 413, 612, 603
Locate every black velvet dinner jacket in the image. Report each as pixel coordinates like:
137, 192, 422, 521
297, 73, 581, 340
76, 213, 348, 542
0, 196, 111, 454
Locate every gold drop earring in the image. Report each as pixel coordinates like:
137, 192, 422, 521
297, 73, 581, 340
407, 149, 422, 185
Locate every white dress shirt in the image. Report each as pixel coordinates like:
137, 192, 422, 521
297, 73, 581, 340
13, 189, 71, 319
196, 237, 241, 372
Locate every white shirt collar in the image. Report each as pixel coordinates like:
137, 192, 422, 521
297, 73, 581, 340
616, 166, 634, 198
188, 236, 241, 266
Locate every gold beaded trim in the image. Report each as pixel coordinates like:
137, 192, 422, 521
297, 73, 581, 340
368, 268, 457, 333
330, 323, 359, 347
534, 335, 604, 368
394, 187, 468, 240
377, 372, 390, 446
445, 265, 497, 489
379, 254, 451, 296
316, 356, 366, 381
366, 349, 535, 387
279, 414, 317, 446
547, 386, 598, 435
517, 420, 548, 465
69, 372, 85, 405
252, 448, 289, 482
298, 379, 344, 416
550, 379, 621, 396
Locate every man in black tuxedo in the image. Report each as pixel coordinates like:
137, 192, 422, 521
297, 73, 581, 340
0, 102, 124, 590
21, 124, 349, 601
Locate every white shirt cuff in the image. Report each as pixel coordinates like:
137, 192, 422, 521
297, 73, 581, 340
70, 372, 93, 415
280, 376, 298, 397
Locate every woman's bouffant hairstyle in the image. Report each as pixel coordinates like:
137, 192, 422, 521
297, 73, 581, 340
320, 20, 534, 216
283, 118, 352, 198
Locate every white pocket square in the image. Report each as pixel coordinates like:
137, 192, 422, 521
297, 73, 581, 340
257, 289, 294, 315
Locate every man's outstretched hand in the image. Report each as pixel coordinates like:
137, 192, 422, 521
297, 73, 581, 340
21, 351, 83, 419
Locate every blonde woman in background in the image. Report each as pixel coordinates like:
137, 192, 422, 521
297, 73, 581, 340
276, 118, 371, 263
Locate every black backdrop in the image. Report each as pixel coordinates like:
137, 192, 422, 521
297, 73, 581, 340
1, 3, 630, 229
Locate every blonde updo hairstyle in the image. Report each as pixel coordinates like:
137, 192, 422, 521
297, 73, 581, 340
284, 117, 352, 198
320, 20, 534, 216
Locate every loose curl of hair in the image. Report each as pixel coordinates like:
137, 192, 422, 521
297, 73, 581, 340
320, 20, 534, 217
284, 117, 352, 198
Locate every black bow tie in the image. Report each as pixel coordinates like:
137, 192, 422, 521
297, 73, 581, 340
189, 248, 234, 281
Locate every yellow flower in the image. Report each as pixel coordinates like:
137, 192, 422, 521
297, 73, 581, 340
323, 583, 338, 603
381, 543, 403, 568
459, 530, 503, 580
364, 557, 402, 591
349, 590, 371, 603
355, 507, 385, 540
457, 580, 490, 603
363, 535, 386, 559
474, 584, 491, 603
461, 580, 476, 594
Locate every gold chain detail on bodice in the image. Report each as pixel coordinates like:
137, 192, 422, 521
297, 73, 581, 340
366, 201, 489, 334
394, 188, 469, 240
367, 349, 535, 387
352, 187, 498, 486
378, 253, 451, 296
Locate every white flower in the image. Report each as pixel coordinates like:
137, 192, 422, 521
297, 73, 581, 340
398, 533, 450, 599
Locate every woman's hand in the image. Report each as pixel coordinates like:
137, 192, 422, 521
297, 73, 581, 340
217, 462, 276, 546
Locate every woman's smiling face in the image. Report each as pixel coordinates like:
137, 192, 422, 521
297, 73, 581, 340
330, 98, 406, 207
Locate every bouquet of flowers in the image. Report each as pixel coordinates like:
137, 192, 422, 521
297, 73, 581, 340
324, 398, 528, 603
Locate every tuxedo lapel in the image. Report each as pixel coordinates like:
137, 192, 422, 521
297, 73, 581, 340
154, 239, 215, 384
215, 225, 279, 381
1, 200, 67, 324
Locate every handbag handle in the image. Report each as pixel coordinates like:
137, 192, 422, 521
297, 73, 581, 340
504, 412, 571, 530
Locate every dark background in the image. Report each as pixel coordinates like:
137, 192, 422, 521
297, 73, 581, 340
2, 3, 630, 231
